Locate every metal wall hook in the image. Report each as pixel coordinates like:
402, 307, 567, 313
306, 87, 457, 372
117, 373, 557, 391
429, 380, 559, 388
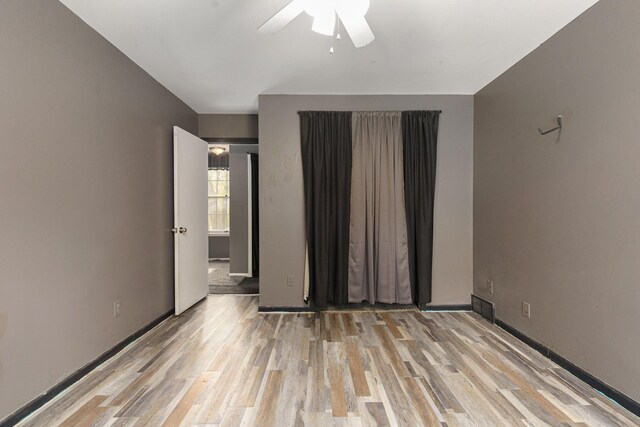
538, 115, 563, 135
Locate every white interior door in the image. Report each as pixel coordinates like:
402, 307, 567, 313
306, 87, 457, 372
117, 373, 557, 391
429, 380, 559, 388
173, 126, 208, 315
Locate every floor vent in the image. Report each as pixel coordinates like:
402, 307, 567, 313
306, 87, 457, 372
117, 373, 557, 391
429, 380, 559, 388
471, 294, 495, 323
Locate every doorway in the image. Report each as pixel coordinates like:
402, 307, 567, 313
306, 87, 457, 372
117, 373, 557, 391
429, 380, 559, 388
207, 143, 259, 295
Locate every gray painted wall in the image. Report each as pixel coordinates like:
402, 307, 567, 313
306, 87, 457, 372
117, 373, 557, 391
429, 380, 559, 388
229, 154, 249, 274
0, 0, 197, 420
259, 95, 473, 308
199, 114, 258, 141
474, 0, 640, 402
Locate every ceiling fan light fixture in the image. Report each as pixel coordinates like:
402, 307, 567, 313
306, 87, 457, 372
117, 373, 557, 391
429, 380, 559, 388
311, 10, 336, 36
339, 0, 370, 18
304, 0, 330, 18
210, 146, 226, 156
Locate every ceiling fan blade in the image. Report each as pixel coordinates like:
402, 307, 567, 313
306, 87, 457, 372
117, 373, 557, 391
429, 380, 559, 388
258, 0, 308, 34
335, 10, 374, 48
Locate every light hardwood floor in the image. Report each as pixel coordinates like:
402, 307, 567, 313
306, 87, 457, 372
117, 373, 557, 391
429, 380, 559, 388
19, 295, 639, 426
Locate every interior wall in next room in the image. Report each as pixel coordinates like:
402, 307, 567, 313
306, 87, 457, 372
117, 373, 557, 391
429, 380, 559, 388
229, 153, 249, 275
259, 95, 473, 308
474, 0, 640, 402
228, 145, 259, 275
199, 115, 258, 266
0, 0, 197, 421
209, 236, 229, 259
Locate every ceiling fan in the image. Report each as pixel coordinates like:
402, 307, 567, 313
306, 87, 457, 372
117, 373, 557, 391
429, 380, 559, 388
258, 0, 375, 48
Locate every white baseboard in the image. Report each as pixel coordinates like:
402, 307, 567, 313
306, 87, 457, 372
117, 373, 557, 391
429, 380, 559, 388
228, 273, 252, 277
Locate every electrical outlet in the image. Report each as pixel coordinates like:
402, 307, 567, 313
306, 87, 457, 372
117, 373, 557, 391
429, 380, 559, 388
113, 300, 121, 317
487, 280, 494, 294
522, 301, 531, 319
286, 275, 294, 287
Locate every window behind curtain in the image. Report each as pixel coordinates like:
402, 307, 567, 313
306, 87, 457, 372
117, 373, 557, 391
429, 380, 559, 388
208, 169, 230, 233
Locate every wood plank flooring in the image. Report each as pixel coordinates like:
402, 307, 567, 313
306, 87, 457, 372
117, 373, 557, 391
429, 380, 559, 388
19, 295, 639, 426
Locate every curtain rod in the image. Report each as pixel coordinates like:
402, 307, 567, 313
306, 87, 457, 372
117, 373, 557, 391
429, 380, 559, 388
297, 110, 443, 114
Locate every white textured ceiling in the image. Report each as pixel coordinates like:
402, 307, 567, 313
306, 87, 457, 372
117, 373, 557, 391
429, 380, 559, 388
59, 0, 598, 113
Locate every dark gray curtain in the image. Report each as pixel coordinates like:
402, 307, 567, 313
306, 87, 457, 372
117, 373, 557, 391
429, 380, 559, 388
402, 110, 440, 308
250, 153, 259, 277
300, 111, 352, 307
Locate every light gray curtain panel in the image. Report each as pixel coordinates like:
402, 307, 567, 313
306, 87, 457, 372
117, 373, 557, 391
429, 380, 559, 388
348, 111, 412, 304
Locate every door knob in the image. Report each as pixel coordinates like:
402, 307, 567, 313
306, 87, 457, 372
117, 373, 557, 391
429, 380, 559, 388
179, 227, 187, 233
